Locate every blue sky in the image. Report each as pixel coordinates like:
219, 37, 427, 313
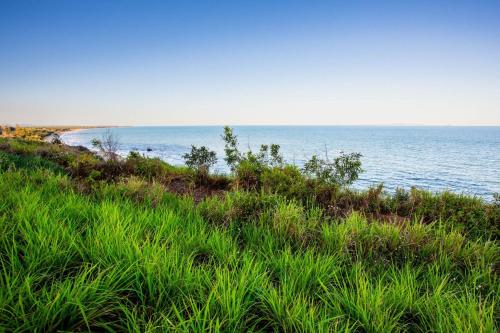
1, 0, 499, 125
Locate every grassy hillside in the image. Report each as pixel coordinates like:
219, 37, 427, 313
0, 136, 498, 332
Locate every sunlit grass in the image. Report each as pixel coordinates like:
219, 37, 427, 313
0, 154, 497, 332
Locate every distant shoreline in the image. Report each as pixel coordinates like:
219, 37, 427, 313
58, 125, 130, 136
58, 124, 500, 128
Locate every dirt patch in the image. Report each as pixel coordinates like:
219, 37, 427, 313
164, 176, 227, 203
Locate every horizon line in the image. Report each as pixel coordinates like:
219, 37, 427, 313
5, 123, 500, 128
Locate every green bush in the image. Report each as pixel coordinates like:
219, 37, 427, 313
389, 187, 413, 216
221, 126, 286, 190
125, 152, 168, 181
303, 152, 363, 187
410, 189, 495, 239
182, 145, 217, 183
261, 165, 308, 200
67, 153, 103, 179
220, 126, 363, 194
234, 159, 264, 190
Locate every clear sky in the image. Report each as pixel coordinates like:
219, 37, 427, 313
1, 0, 499, 126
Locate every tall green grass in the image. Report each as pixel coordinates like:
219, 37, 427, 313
0, 158, 498, 331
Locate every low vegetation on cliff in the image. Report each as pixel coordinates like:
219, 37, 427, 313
0, 127, 497, 332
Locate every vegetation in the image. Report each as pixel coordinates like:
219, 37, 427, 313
303, 152, 363, 187
0, 126, 70, 141
0, 127, 498, 332
221, 126, 241, 172
183, 145, 218, 182
91, 129, 121, 161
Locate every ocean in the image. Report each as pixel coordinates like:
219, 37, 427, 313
61, 126, 500, 199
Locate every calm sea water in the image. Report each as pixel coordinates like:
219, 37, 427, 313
62, 126, 500, 199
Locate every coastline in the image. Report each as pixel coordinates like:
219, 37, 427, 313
56, 125, 121, 136
58, 125, 130, 140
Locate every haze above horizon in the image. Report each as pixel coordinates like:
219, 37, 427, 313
1, 1, 499, 126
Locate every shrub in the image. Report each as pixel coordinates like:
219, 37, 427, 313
303, 151, 363, 187
68, 153, 102, 179
261, 165, 308, 200
269, 144, 284, 167
410, 190, 493, 238
182, 145, 217, 182
250, 143, 284, 168
234, 157, 265, 190
345, 183, 386, 215
91, 129, 120, 161
221, 126, 284, 172
125, 152, 168, 181
390, 188, 413, 216
98, 159, 125, 182
220, 127, 288, 190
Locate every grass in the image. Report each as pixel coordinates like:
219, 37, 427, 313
0, 158, 497, 331
0, 136, 498, 332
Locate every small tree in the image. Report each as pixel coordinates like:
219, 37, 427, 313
303, 155, 322, 179
91, 129, 120, 161
269, 144, 284, 167
250, 143, 284, 167
221, 126, 241, 172
245, 144, 268, 166
183, 145, 217, 177
303, 151, 363, 187
333, 152, 363, 186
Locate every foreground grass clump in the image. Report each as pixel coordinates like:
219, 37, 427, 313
0, 161, 498, 331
